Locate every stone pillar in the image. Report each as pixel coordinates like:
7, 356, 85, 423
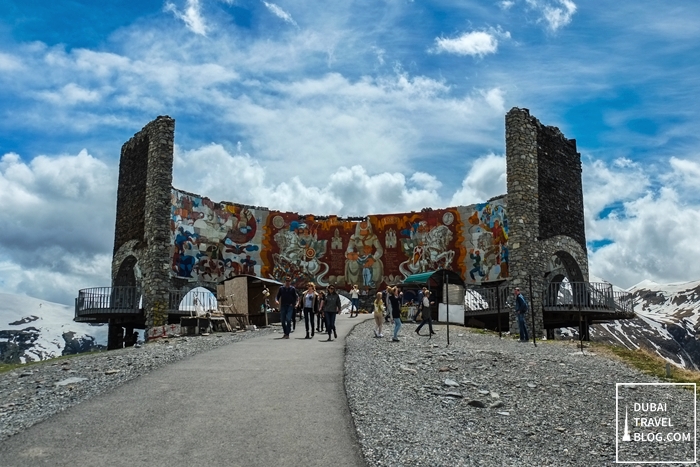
505, 108, 545, 338
141, 117, 175, 334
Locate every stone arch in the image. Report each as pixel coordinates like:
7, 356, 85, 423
114, 255, 139, 287
539, 235, 588, 284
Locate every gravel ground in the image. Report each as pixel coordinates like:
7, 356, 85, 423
0, 328, 273, 441
344, 320, 697, 467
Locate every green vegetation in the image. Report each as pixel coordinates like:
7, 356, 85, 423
594, 343, 700, 385
0, 350, 105, 375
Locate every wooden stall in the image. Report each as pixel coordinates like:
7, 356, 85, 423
217, 275, 283, 329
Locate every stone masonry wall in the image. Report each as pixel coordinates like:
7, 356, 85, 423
505, 108, 544, 337
113, 133, 148, 255
112, 116, 175, 334
537, 124, 586, 250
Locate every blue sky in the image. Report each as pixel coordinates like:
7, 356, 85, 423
1, 0, 699, 305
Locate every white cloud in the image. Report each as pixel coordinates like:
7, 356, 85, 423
164, 0, 208, 36
0, 52, 23, 71
36, 83, 103, 105
433, 30, 501, 57
526, 0, 577, 31
0, 151, 116, 304
262, 1, 298, 27
450, 153, 507, 206
585, 157, 700, 288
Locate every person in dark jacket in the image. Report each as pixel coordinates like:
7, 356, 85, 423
388, 286, 402, 342
316, 291, 326, 333
514, 287, 529, 342
276, 277, 298, 339
415, 290, 435, 336
321, 285, 341, 341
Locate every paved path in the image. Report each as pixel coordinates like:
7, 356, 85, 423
0, 314, 374, 467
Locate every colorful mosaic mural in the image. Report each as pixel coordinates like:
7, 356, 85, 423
462, 198, 509, 285
169, 189, 509, 289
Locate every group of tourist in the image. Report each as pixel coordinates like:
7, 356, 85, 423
276, 278, 531, 343
275, 278, 341, 341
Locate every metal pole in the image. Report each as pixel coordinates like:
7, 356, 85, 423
528, 275, 537, 347
497, 286, 502, 339
444, 269, 450, 347
579, 283, 584, 352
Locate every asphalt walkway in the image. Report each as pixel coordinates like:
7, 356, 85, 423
0, 314, 374, 467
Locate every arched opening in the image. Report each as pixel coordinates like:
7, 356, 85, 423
177, 286, 218, 316
114, 256, 139, 287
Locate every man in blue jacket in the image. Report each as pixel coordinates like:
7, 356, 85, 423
514, 287, 529, 342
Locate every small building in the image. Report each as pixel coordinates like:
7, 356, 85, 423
217, 275, 283, 329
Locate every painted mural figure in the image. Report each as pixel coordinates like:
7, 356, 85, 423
469, 249, 484, 281
273, 221, 330, 286
345, 219, 383, 287
399, 223, 456, 276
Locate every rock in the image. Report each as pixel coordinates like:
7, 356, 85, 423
527, 383, 537, 388
55, 377, 87, 387
104, 369, 120, 375
467, 400, 486, 408
444, 391, 463, 398
444, 379, 459, 387
489, 400, 504, 408
497, 411, 510, 416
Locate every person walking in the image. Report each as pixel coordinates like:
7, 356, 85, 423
514, 287, 529, 342
276, 277, 298, 339
321, 285, 341, 341
389, 286, 402, 342
415, 290, 436, 336
383, 287, 392, 323
349, 285, 360, 317
302, 283, 319, 339
316, 291, 326, 333
416, 287, 428, 322
372, 292, 385, 338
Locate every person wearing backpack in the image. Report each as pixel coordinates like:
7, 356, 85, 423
514, 287, 529, 342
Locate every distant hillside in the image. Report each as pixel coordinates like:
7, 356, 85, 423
586, 279, 700, 369
0, 293, 107, 364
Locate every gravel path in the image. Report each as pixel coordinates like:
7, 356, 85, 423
345, 320, 696, 467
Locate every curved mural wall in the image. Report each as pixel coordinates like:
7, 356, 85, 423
170, 188, 509, 289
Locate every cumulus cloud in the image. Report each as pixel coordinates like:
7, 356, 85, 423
174, 146, 444, 216
526, 0, 577, 31
262, 1, 298, 27
584, 157, 700, 288
433, 29, 508, 57
0, 151, 116, 304
450, 153, 507, 206
164, 0, 208, 36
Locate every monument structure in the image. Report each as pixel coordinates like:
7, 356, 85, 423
76, 108, 613, 349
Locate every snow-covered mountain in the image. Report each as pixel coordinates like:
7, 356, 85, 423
585, 279, 700, 370
0, 293, 107, 364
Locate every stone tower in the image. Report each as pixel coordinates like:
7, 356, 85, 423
505, 108, 589, 338
110, 116, 175, 348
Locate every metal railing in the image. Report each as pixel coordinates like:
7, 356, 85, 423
464, 286, 510, 315
543, 282, 634, 316
168, 289, 219, 316
75, 286, 142, 318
